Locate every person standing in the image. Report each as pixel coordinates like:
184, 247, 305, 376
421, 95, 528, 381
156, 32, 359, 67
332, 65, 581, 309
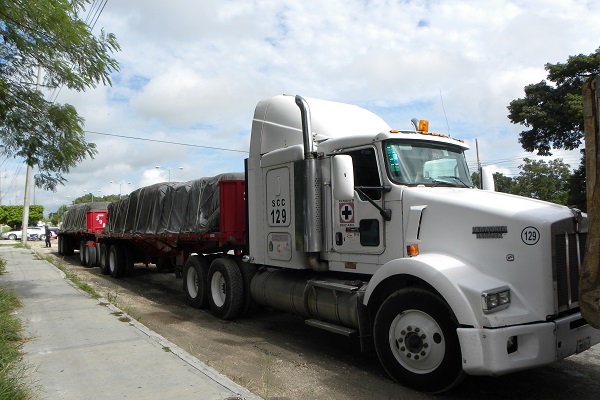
45, 225, 51, 248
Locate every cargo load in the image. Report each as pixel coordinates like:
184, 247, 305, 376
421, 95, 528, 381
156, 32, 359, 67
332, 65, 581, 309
105, 173, 243, 235
61, 202, 110, 233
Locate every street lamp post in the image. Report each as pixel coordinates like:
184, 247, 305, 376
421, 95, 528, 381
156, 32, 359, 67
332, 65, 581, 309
83, 189, 96, 203
110, 181, 130, 200
155, 166, 183, 182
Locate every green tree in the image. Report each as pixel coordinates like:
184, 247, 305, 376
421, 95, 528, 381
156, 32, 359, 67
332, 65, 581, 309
511, 158, 572, 205
0, 0, 120, 190
507, 47, 599, 210
0, 205, 43, 227
508, 48, 600, 155
567, 151, 587, 211
471, 171, 515, 194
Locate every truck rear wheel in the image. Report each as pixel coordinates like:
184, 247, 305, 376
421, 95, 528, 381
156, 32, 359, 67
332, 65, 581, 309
207, 257, 243, 320
373, 288, 464, 394
183, 255, 209, 309
99, 244, 110, 275
234, 258, 259, 317
79, 240, 87, 266
109, 244, 126, 278
58, 237, 64, 255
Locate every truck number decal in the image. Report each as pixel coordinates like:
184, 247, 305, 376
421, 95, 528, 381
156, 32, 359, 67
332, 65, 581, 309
270, 207, 287, 224
266, 167, 291, 227
521, 226, 540, 245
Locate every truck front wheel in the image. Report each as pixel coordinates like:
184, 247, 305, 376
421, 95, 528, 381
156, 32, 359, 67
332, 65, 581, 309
207, 258, 243, 320
183, 256, 209, 309
373, 288, 464, 393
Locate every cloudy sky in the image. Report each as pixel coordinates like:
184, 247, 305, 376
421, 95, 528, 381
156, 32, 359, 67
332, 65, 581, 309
2, 0, 599, 217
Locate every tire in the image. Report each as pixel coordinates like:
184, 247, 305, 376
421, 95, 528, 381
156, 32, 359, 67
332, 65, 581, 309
373, 288, 464, 394
234, 257, 259, 317
99, 243, 110, 275
85, 243, 97, 268
8, 234, 16, 240
64, 237, 74, 256
183, 255, 210, 309
79, 240, 87, 266
207, 257, 244, 320
108, 244, 126, 278
123, 245, 135, 277
58, 236, 64, 255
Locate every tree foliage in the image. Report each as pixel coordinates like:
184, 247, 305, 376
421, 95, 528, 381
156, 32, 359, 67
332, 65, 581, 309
0, 205, 43, 227
511, 158, 571, 205
472, 159, 574, 207
507, 47, 600, 155
0, 0, 120, 190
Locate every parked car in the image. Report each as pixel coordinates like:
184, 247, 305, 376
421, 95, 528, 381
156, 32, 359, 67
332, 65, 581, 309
2, 227, 45, 240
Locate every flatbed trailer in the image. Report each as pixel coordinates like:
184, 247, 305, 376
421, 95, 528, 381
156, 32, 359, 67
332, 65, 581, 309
91, 177, 246, 278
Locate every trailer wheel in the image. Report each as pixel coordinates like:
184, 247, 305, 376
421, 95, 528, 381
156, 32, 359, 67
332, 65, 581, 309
99, 243, 110, 275
85, 243, 97, 268
123, 246, 135, 277
373, 288, 464, 394
79, 240, 88, 266
109, 244, 126, 278
207, 257, 243, 320
58, 237, 63, 255
183, 256, 209, 309
64, 237, 74, 256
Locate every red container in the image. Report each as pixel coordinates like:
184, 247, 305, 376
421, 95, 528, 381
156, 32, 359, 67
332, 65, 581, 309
87, 210, 108, 234
219, 180, 246, 239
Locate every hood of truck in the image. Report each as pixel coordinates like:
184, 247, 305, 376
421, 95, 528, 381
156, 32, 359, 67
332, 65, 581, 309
401, 187, 580, 324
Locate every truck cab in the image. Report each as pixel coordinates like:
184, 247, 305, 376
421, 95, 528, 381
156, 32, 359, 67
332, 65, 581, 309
245, 95, 600, 393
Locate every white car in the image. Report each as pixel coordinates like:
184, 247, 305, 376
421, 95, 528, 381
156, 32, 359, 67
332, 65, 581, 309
2, 227, 45, 240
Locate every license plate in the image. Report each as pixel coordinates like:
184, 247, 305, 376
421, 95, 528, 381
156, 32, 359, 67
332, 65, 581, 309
576, 336, 591, 353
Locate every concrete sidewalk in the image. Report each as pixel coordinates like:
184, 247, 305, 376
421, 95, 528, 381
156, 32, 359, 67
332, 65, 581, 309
0, 246, 261, 400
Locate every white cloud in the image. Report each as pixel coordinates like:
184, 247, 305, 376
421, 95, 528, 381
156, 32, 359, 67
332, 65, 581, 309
10, 0, 597, 214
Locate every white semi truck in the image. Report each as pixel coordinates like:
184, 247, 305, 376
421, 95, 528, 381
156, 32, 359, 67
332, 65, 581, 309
94, 94, 600, 393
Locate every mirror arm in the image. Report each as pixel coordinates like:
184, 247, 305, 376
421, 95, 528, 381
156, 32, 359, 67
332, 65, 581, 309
355, 187, 392, 221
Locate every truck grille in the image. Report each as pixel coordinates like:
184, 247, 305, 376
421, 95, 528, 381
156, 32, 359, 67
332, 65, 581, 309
554, 232, 587, 312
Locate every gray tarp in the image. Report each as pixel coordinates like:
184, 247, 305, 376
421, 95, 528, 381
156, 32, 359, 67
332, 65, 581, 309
61, 202, 110, 233
105, 173, 243, 235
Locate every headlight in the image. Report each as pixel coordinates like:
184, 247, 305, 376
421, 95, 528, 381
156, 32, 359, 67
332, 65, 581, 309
481, 287, 511, 313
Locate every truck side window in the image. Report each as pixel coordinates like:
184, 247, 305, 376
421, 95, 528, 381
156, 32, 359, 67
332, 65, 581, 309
359, 219, 380, 246
347, 148, 381, 200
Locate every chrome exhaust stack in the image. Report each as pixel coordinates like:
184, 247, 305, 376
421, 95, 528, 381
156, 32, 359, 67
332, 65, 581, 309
295, 96, 326, 271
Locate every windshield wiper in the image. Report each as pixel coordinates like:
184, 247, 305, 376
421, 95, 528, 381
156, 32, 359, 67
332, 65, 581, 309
433, 176, 471, 188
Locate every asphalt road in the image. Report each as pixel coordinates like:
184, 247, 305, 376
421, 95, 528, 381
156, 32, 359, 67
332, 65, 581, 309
29, 240, 600, 400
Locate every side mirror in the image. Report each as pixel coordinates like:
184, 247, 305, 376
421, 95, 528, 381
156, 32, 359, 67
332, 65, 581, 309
481, 166, 495, 191
332, 155, 355, 200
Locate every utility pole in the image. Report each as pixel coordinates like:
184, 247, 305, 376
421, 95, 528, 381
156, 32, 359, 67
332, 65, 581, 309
20, 66, 41, 245
579, 76, 600, 329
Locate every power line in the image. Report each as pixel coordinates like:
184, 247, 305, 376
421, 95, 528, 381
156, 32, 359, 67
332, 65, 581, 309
85, 130, 249, 153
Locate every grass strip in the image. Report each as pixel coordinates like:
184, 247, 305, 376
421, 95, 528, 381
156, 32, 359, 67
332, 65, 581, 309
0, 257, 31, 400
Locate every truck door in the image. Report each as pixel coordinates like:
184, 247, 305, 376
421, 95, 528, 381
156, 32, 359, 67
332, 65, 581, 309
332, 147, 385, 255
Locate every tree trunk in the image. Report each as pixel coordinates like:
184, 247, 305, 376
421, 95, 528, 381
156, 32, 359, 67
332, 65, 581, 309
580, 78, 600, 329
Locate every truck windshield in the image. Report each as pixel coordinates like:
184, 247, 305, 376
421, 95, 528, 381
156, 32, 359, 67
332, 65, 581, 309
384, 140, 474, 187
